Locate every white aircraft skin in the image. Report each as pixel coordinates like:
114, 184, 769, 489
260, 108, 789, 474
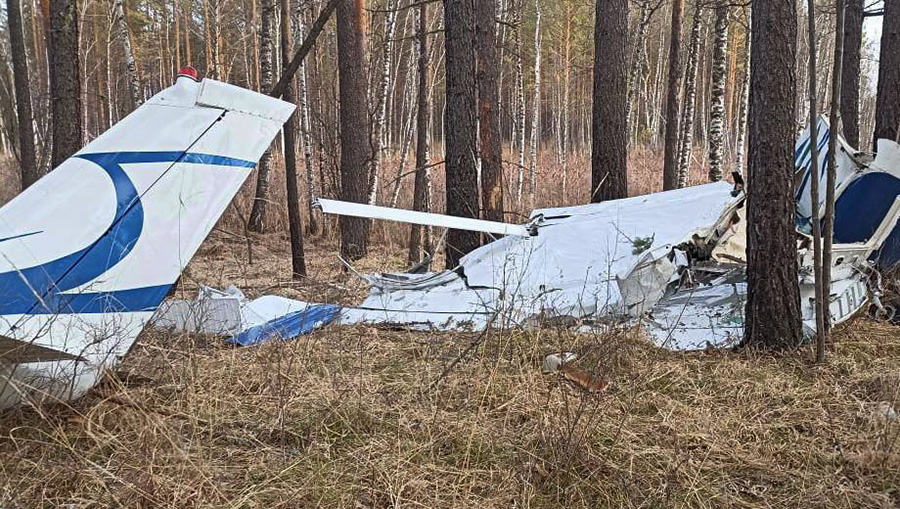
0, 74, 293, 409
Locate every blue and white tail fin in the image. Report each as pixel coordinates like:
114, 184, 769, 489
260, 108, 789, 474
0, 75, 293, 408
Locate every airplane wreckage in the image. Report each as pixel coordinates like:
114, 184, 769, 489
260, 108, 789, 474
0, 73, 898, 409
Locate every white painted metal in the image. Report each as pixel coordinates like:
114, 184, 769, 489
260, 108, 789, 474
0, 76, 293, 409
315, 198, 533, 237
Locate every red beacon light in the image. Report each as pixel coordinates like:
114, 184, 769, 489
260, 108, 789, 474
176, 66, 199, 82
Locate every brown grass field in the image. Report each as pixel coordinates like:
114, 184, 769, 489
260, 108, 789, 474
1, 153, 899, 507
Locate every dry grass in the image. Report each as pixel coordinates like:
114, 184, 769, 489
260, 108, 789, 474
1, 150, 897, 507
1, 232, 899, 507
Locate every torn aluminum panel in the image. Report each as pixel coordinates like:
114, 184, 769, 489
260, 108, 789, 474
153, 287, 340, 345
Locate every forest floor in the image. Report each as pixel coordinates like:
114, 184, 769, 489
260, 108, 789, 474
1, 227, 900, 508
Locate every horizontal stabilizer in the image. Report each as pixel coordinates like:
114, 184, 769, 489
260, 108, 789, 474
315, 199, 533, 237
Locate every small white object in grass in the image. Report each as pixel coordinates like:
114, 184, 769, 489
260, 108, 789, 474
542, 352, 577, 374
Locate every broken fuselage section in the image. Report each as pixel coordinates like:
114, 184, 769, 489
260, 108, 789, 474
322, 119, 900, 350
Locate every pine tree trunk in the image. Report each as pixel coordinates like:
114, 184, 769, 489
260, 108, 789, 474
707, 2, 728, 181
742, 0, 802, 350
281, 0, 307, 277
675, 0, 703, 187
49, 0, 83, 168
444, 0, 480, 267
247, 0, 276, 233
368, 0, 398, 205
528, 0, 541, 207
662, 0, 685, 190
476, 0, 503, 223
113, 0, 142, 109
873, 0, 900, 147
6, 0, 40, 188
336, 0, 371, 260
840, 0, 862, 148
408, 1, 432, 267
591, 0, 628, 202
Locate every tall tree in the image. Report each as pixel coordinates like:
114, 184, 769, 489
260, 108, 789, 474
743, 0, 803, 350
840, 0, 862, 148
408, 1, 433, 267
873, 0, 899, 147
49, 0, 83, 168
676, 0, 704, 187
281, 0, 307, 277
804, 0, 826, 359
444, 0, 480, 267
6, 0, 39, 188
112, 0, 142, 110
476, 0, 503, 223
336, 0, 371, 260
368, 0, 398, 205
821, 0, 846, 361
528, 0, 541, 206
247, 0, 276, 232
591, 0, 628, 202
662, 0, 685, 190
707, 1, 729, 181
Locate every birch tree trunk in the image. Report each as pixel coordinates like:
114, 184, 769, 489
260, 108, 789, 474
735, 11, 751, 174
707, 1, 728, 181
675, 0, 703, 187
6, 0, 40, 188
113, 0, 142, 109
514, 0, 526, 208
296, 1, 320, 235
368, 0, 398, 205
528, 0, 541, 207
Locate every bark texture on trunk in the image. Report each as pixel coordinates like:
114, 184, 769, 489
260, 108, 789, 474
409, 1, 433, 267
676, 0, 703, 187
735, 11, 751, 174
873, 0, 900, 147
662, 0, 685, 190
840, 0, 862, 148
247, 0, 276, 233
743, 0, 802, 350
49, 0, 83, 168
591, 0, 628, 202
368, 0, 398, 205
707, 2, 728, 181
336, 0, 371, 260
444, 0, 480, 267
476, 0, 503, 223
7, 0, 40, 188
281, 0, 307, 277
528, 0, 541, 207
113, 0, 142, 110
